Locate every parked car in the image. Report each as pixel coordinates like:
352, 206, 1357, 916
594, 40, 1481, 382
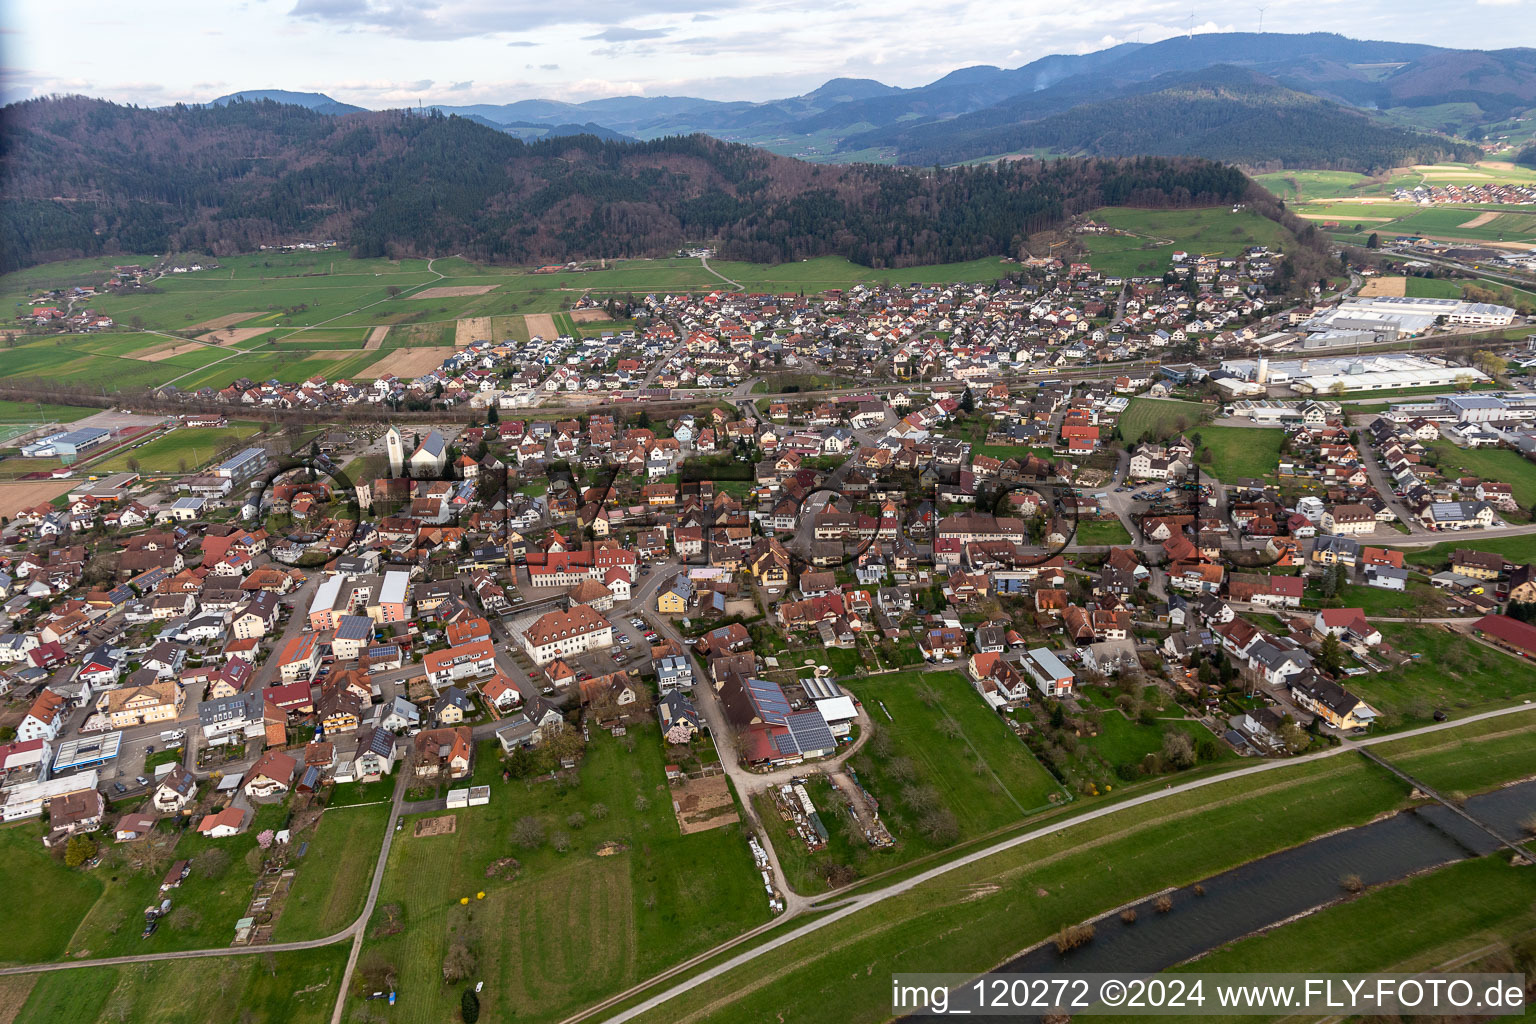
135, 775, 150, 787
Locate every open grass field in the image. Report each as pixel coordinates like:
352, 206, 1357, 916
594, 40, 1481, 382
1074, 520, 1133, 546
61, 803, 290, 961
1292, 194, 1536, 248
1428, 440, 1536, 509
1193, 425, 1285, 482
0, 335, 231, 392
1080, 207, 1294, 279
0, 804, 300, 968
0, 400, 97, 423
1252, 170, 1375, 201
625, 713, 1536, 1024
1388, 207, 1536, 244
846, 671, 1065, 840
11, 946, 348, 1024
764, 669, 1066, 892
1349, 622, 1536, 727
95, 422, 262, 474
1316, 581, 1440, 618
1402, 275, 1466, 298
1160, 855, 1536, 1023
348, 726, 768, 1024
972, 443, 1056, 460
273, 801, 391, 941
1081, 711, 1234, 770
708, 255, 1011, 290
1379, 712, 1536, 794
0, 822, 105, 964
1118, 397, 1207, 443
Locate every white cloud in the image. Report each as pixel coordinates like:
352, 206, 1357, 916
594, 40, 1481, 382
4, 0, 1532, 110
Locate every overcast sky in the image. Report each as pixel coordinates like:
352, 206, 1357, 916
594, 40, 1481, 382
3, 0, 1531, 109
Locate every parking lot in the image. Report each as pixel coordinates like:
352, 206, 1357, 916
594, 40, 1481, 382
502, 606, 660, 685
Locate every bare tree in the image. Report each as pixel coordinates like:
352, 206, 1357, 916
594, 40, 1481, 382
512, 816, 545, 848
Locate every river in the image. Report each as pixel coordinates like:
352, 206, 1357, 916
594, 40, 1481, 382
910, 779, 1536, 1021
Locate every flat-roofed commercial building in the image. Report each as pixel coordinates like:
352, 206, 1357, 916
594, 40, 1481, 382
214, 447, 270, 484
22, 427, 110, 459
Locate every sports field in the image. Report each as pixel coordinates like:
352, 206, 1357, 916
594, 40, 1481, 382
1079, 207, 1293, 278
95, 423, 263, 473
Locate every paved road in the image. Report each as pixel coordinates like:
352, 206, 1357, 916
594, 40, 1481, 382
591, 701, 1536, 1024
1355, 428, 1430, 536
330, 769, 410, 1024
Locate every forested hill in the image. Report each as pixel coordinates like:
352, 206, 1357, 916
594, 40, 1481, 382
0, 96, 1249, 273
855, 68, 1484, 170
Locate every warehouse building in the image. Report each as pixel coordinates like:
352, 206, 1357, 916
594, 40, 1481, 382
214, 447, 270, 484
21, 426, 111, 459
1219, 354, 1491, 395
1305, 296, 1515, 335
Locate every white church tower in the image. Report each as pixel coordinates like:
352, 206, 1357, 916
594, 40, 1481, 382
385, 425, 404, 479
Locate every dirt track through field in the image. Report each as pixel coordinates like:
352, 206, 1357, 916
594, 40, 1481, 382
1357, 276, 1407, 297
359, 346, 455, 379
1295, 214, 1394, 222
455, 317, 492, 347
196, 327, 268, 346
363, 326, 390, 351
1459, 212, 1499, 229
188, 312, 261, 331
0, 479, 74, 519
412, 285, 497, 299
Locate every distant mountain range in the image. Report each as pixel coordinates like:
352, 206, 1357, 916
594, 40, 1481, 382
209, 90, 637, 143
201, 32, 1534, 168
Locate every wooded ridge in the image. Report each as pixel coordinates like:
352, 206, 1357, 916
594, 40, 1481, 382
1, 96, 1251, 273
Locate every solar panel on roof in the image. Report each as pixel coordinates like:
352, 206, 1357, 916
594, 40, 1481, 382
785, 710, 836, 754
745, 677, 792, 724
